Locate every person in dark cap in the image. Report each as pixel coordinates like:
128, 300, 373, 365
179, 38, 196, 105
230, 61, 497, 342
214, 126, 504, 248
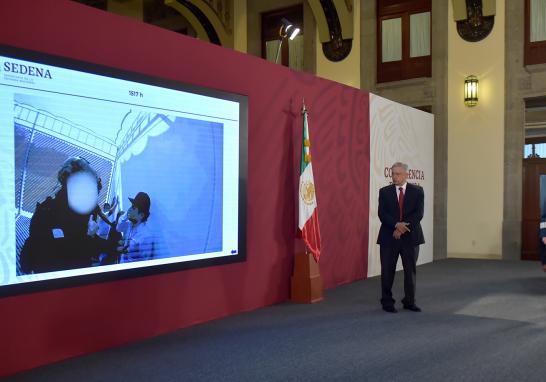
116, 192, 154, 263
19, 156, 116, 274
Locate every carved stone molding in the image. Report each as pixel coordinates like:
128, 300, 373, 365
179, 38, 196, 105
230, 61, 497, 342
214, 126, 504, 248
202, 0, 231, 34
319, 0, 352, 62
165, 0, 234, 46
456, 0, 494, 42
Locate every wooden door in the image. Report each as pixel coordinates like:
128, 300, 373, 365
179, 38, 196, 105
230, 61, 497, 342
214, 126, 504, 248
522, 158, 546, 260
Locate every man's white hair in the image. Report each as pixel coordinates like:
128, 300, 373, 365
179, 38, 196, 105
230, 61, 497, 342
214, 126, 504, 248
391, 162, 408, 171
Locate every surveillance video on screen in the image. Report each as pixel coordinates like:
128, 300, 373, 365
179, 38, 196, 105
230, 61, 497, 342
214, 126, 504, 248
0, 48, 243, 290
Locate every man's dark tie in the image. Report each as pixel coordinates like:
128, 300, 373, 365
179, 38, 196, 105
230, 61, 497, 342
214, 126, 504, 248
398, 187, 404, 220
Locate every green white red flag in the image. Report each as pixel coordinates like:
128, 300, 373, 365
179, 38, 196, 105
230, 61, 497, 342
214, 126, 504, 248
298, 103, 322, 262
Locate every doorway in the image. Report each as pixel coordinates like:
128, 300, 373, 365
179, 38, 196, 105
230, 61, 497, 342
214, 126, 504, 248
522, 96, 546, 260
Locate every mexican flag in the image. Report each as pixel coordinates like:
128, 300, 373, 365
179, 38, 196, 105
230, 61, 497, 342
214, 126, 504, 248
298, 105, 322, 262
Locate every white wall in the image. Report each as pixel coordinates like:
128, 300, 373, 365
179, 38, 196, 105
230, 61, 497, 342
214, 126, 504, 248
447, 0, 505, 259
315, 0, 360, 88
233, 0, 247, 53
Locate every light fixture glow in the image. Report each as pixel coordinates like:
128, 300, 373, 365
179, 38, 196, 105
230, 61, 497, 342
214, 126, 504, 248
279, 18, 301, 40
289, 27, 300, 40
275, 18, 302, 64
464, 75, 479, 107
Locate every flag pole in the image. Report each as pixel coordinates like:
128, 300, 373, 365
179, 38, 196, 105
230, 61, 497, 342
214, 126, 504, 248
291, 97, 323, 303
301, 97, 309, 258
302, 99, 309, 258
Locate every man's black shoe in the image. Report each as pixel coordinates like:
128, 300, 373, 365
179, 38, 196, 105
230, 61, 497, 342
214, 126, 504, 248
403, 304, 421, 312
382, 305, 397, 313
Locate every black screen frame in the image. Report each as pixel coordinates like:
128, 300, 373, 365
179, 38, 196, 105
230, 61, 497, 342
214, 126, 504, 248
0, 44, 248, 298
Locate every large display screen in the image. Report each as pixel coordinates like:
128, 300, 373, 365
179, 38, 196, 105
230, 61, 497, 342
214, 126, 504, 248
0, 46, 247, 296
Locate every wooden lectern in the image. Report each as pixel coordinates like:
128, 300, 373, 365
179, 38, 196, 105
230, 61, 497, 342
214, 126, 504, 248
290, 251, 323, 303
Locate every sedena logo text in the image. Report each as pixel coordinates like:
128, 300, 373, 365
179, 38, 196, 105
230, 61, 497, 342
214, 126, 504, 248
3, 62, 52, 79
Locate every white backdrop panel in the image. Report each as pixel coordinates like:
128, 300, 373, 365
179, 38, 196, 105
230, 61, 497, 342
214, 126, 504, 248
368, 94, 434, 277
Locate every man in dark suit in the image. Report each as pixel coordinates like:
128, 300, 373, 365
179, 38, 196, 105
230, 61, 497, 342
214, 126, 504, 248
539, 216, 546, 272
377, 162, 425, 313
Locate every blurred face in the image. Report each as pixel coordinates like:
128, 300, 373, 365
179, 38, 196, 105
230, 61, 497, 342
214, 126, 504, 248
391, 166, 408, 186
127, 205, 144, 224
66, 172, 99, 214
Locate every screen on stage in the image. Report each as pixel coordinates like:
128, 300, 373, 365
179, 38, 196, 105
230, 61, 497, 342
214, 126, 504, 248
0, 46, 247, 296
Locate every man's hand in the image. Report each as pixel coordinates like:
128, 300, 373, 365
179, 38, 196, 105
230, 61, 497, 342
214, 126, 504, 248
542, 237, 546, 245
393, 222, 411, 240
543, 263, 546, 272
395, 222, 411, 234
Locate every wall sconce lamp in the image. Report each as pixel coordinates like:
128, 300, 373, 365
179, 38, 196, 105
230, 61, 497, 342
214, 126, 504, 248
275, 18, 301, 64
464, 75, 479, 107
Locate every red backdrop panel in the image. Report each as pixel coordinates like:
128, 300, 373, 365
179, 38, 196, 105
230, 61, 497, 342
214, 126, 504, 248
0, 0, 370, 376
